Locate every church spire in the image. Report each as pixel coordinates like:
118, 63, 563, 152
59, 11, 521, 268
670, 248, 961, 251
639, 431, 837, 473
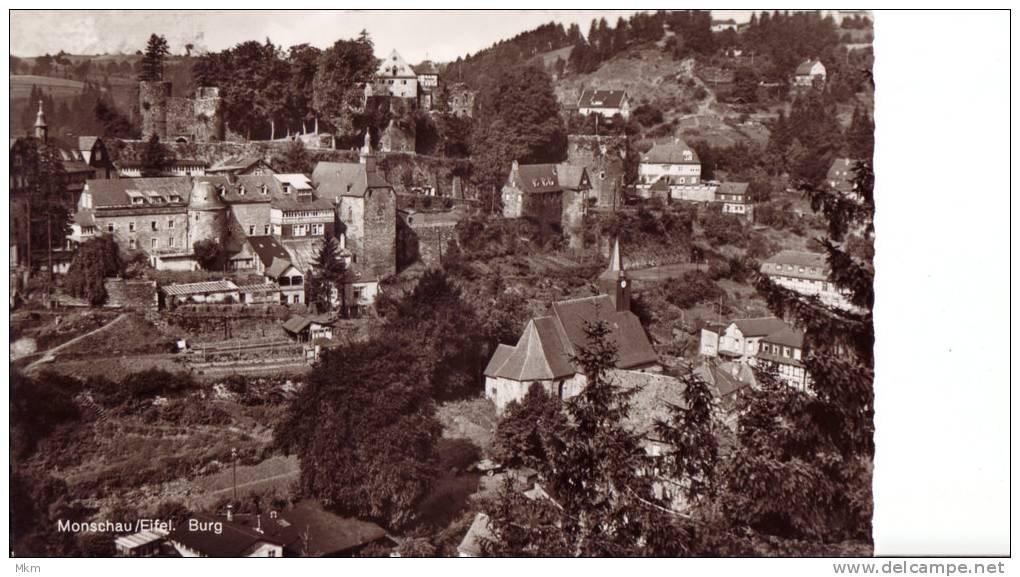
599, 237, 630, 312
33, 100, 48, 141
359, 129, 376, 171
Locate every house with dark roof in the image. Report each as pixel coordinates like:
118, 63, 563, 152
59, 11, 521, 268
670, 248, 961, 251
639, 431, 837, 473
311, 133, 397, 281
207, 155, 276, 177
794, 59, 826, 86
637, 139, 703, 197
167, 501, 392, 557
245, 235, 305, 304
501, 160, 592, 235
484, 239, 659, 413
716, 181, 752, 217
753, 324, 811, 390
577, 89, 631, 120
282, 314, 334, 342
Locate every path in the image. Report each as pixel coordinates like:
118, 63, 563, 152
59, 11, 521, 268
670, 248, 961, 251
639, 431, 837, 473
202, 470, 301, 498
25, 312, 130, 372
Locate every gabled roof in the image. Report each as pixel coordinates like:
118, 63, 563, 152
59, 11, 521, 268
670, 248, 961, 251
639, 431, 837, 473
246, 235, 294, 277
555, 164, 591, 191
85, 177, 193, 208
207, 155, 273, 174
763, 250, 827, 269
161, 280, 238, 297
312, 162, 392, 199
78, 136, 99, 152
796, 59, 824, 75
377, 49, 417, 78
731, 317, 790, 338
485, 317, 575, 381
578, 89, 628, 109
762, 324, 805, 349
510, 163, 561, 194
641, 140, 700, 165
551, 295, 658, 369
716, 182, 749, 196
283, 315, 313, 334
169, 512, 291, 557
457, 513, 493, 557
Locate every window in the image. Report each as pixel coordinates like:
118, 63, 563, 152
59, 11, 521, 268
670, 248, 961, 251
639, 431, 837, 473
292, 294, 301, 304
194, 213, 200, 222
151, 221, 158, 231
264, 225, 271, 235
168, 237, 175, 247
168, 219, 174, 229
312, 223, 324, 236
129, 239, 137, 249
107, 223, 115, 233
129, 222, 136, 232
293, 224, 307, 237
249, 225, 256, 235
151, 238, 158, 248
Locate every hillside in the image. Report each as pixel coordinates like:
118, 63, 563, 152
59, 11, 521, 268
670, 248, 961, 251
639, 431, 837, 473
553, 46, 771, 148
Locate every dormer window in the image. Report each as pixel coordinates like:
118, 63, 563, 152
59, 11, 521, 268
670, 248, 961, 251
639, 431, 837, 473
683, 151, 693, 161
284, 184, 291, 194
170, 194, 181, 203
260, 184, 268, 195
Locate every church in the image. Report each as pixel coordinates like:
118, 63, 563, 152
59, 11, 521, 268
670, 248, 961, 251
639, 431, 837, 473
483, 239, 661, 413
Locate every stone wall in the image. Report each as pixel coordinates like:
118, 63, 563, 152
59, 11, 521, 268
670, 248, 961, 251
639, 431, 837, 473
567, 135, 628, 209
139, 82, 228, 143
104, 279, 159, 313
92, 207, 189, 256
362, 189, 397, 279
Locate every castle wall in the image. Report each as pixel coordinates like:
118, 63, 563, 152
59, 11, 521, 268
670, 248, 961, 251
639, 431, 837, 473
362, 189, 397, 279
139, 81, 171, 141
567, 135, 627, 209
139, 81, 226, 143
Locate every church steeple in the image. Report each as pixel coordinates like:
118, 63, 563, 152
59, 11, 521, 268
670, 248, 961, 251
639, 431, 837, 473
599, 237, 630, 312
359, 129, 375, 171
33, 100, 48, 141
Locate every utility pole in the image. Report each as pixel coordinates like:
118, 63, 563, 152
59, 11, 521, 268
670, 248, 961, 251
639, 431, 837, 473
47, 214, 54, 286
231, 448, 238, 503
25, 202, 32, 280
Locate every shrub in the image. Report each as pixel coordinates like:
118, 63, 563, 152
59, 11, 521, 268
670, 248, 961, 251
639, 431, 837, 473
665, 270, 725, 309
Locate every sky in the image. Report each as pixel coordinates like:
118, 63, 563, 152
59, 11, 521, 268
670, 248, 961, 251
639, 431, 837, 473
9, 9, 752, 63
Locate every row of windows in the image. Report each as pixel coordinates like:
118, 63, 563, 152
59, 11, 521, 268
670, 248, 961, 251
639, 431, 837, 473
771, 275, 832, 291
761, 342, 799, 360
290, 224, 325, 237
129, 237, 176, 250
773, 263, 821, 274
108, 219, 175, 233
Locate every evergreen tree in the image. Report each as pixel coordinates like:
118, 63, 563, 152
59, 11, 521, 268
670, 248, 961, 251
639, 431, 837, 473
140, 134, 172, 177
139, 34, 171, 81
308, 234, 345, 313
846, 106, 875, 160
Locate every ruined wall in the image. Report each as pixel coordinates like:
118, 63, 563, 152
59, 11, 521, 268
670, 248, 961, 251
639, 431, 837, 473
139, 81, 171, 141
567, 135, 627, 209
380, 119, 415, 153
104, 279, 159, 313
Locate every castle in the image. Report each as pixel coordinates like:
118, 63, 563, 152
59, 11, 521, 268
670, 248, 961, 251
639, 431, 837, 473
139, 81, 231, 143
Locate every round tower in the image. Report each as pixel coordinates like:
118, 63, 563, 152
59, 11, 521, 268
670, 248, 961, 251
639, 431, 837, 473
139, 80, 171, 141
187, 181, 227, 250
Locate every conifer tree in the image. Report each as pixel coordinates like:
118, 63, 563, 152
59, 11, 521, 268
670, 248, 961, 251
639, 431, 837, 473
139, 34, 171, 81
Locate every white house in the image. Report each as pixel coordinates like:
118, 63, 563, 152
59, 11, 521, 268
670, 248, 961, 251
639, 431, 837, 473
760, 250, 853, 310
577, 89, 631, 120
636, 139, 702, 196
793, 59, 826, 86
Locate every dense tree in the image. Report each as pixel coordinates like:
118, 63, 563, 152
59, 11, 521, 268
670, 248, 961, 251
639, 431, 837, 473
276, 138, 312, 173
287, 44, 324, 133
845, 106, 875, 160
492, 383, 567, 470
192, 238, 226, 271
11, 370, 81, 459
312, 34, 378, 138
94, 98, 137, 138
275, 338, 442, 528
65, 235, 121, 305
140, 134, 173, 177
307, 234, 345, 313
139, 34, 171, 81
471, 64, 567, 198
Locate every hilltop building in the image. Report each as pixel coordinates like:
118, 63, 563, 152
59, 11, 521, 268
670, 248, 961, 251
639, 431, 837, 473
699, 316, 811, 391
501, 161, 592, 236
577, 89, 631, 120
716, 181, 752, 217
566, 134, 627, 209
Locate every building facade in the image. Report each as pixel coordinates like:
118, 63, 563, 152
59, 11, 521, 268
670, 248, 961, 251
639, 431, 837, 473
637, 139, 702, 195
761, 250, 853, 309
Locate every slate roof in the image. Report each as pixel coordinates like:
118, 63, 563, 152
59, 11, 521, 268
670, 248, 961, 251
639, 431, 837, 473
695, 360, 754, 398
641, 140, 700, 165
312, 162, 392, 199
551, 295, 658, 369
85, 177, 193, 208
578, 89, 628, 109
484, 318, 576, 381
246, 235, 295, 277
168, 502, 387, 557
207, 155, 273, 174
161, 280, 237, 297
716, 182, 749, 197
283, 315, 313, 334
762, 324, 805, 349
731, 316, 790, 338
511, 163, 561, 194
762, 250, 829, 280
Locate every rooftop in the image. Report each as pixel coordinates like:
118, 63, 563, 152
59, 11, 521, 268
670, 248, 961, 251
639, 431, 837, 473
641, 140, 700, 165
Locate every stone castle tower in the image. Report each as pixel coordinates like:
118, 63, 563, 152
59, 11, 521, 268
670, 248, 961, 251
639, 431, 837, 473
598, 238, 630, 313
140, 81, 227, 143
187, 181, 227, 250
